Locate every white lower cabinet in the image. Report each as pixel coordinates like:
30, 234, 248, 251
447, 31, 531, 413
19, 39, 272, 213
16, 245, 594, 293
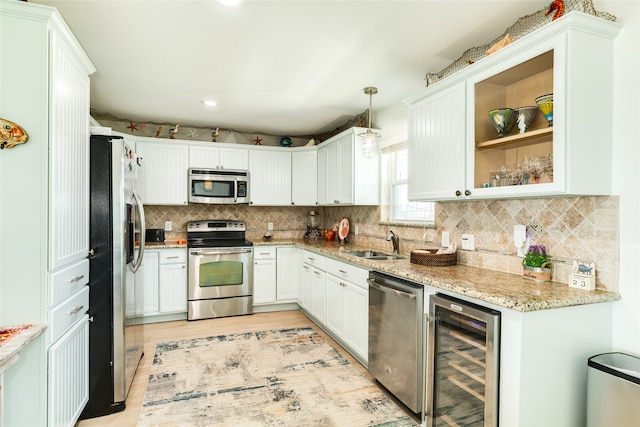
140, 248, 187, 321
301, 251, 369, 365
253, 246, 277, 305
276, 247, 301, 301
48, 314, 89, 427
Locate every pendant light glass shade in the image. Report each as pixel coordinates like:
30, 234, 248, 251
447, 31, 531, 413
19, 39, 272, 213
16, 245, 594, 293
358, 87, 380, 159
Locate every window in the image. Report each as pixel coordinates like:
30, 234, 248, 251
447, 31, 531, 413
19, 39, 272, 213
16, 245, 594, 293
382, 143, 435, 224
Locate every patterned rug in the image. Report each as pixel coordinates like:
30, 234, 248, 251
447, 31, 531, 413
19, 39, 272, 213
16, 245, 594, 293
137, 327, 417, 426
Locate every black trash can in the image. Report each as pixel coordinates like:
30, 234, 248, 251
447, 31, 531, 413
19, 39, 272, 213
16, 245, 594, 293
587, 352, 640, 427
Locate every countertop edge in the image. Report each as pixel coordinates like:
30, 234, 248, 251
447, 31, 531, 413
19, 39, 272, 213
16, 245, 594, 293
0, 324, 46, 374
143, 239, 620, 312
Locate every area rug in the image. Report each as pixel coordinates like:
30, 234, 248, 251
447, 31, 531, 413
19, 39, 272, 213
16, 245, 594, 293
137, 327, 417, 426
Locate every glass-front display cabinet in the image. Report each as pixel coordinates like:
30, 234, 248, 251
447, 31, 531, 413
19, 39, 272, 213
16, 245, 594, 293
406, 12, 620, 201
472, 50, 554, 192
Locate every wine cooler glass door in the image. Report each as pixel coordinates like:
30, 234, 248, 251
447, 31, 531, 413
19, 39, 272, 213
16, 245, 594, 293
427, 294, 500, 427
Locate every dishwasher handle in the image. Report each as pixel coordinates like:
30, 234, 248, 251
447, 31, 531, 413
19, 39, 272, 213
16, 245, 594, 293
368, 279, 417, 300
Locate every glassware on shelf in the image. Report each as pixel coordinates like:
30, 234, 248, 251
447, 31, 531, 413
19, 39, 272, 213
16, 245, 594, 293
544, 153, 554, 181
528, 157, 543, 184
488, 108, 517, 137
535, 94, 553, 127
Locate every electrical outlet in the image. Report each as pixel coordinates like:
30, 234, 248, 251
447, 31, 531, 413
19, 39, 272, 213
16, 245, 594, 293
442, 231, 450, 247
268, 222, 273, 231
354, 225, 359, 236
461, 234, 475, 251
164, 221, 172, 231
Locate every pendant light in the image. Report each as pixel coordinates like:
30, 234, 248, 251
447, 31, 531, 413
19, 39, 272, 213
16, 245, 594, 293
359, 87, 381, 159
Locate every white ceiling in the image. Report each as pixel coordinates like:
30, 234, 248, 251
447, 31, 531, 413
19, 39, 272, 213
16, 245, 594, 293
33, 0, 549, 136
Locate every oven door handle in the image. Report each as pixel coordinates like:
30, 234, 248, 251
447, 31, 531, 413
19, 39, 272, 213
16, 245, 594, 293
190, 248, 253, 256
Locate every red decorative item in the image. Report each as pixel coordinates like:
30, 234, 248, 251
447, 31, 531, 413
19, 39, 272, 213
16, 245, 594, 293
545, 0, 565, 21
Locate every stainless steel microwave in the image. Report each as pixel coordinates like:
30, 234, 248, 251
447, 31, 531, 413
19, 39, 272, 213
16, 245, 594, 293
188, 168, 249, 204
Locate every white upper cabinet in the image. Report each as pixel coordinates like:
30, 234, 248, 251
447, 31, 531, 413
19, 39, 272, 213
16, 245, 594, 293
49, 29, 92, 270
291, 148, 318, 206
189, 143, 249, 170
249, 147, 292, 205
405, 12, 621, 201
319, 127, 380, 205
408, 82, 466, 201
136, 139, 189, 205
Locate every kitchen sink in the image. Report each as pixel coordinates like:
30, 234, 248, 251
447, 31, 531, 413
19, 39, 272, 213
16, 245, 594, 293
346, 250, 404, 260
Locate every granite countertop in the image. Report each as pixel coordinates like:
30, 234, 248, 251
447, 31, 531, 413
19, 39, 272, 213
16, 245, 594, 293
0, 324, 46, 375
143, 240, 187, 249
254, 238, 620, 312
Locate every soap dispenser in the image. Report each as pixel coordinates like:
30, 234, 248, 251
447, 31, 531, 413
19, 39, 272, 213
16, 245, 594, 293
514, 224, 528, 257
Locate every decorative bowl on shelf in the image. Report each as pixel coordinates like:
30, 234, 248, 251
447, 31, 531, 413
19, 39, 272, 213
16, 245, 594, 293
514, 106, 539, 133
535, 94, 553, 126
488, 108, 516, 138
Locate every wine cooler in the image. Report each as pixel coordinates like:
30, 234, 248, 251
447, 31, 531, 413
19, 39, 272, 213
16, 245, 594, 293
427, 294, 501, 427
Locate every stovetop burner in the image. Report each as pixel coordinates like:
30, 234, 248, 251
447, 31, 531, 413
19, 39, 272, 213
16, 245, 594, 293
187, 220, 253, 248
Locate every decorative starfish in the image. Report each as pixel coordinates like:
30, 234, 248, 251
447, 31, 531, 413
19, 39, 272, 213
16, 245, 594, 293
186, 128, 200, 139
127, 121, 138, 132
254, 136, 262, 145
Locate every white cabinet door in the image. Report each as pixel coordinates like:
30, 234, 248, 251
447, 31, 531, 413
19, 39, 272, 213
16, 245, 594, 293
159, 262, 187, 313
189, 145, 249, 170
324, 274, 345, 339
253, 259, 276, 304
136, 142, 189, 205
138, 251, 159, 315
324, 141, 340, 205
249, 149, 291, 205
276, 247, 301, 301
189, 145, 220, 169
316, 146, 328, 205
336, 135, 354, 204
220, 147, 249, 170
49, 31, 91, 270
48, 315, 89, 427
291, 149, 318, 206
343, 282, 368, 362
408, 82, 466, 201
311, 268, 326, 323
301, 264, 315, 312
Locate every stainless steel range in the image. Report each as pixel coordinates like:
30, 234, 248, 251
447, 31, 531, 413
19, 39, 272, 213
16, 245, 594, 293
187, 220, 253, 320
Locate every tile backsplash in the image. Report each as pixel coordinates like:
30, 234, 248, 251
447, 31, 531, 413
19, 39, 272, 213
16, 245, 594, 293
146, 195, 618, 291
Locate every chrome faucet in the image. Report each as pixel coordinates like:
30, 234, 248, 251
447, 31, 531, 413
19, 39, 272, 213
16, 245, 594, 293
386, 230, 399, 254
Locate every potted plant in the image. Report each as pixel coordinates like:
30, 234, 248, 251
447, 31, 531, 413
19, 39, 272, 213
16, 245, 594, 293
522, 244, 551, 281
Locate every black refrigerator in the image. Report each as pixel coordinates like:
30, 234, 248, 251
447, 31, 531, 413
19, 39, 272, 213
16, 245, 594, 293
81, 134, 146, 419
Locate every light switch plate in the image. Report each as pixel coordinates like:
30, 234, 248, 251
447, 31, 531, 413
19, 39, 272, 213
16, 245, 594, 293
268, 222, 274, 231
461, 234, 475, 251
164, 221, 172, 231
442, 231, 450, 247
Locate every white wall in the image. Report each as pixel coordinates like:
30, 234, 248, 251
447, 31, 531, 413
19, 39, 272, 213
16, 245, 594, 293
604, 0, 640, 355
377, 1, 640, 356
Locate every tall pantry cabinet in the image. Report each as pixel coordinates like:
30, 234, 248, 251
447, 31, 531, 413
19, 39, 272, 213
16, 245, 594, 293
0, 2, 95, 426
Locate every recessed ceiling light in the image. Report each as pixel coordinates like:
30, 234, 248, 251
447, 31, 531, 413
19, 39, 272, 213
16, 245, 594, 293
217, 0, 242, 7
201, 100, 218, 107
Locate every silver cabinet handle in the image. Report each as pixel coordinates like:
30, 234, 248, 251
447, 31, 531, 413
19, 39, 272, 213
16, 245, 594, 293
313, 271, 321, 276
166, 256, 180, 259
69, 305, 84, 315
69, 275, 85, 283
338, 269, 348, 274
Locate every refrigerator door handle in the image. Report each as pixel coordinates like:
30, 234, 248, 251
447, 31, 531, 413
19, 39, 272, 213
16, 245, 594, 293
129, 191, 146, 273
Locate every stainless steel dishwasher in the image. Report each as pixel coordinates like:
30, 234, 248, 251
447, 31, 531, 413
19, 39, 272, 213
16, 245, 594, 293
368, 271, 424, 414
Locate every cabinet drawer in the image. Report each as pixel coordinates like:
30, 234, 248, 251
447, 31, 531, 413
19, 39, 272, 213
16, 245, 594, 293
254, 246, 276, 260
302, 250, 326, 270
48, 259, 89, 307
158, 249, 187, 264
48, 286, 89, 345
326, 258, 369, 289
